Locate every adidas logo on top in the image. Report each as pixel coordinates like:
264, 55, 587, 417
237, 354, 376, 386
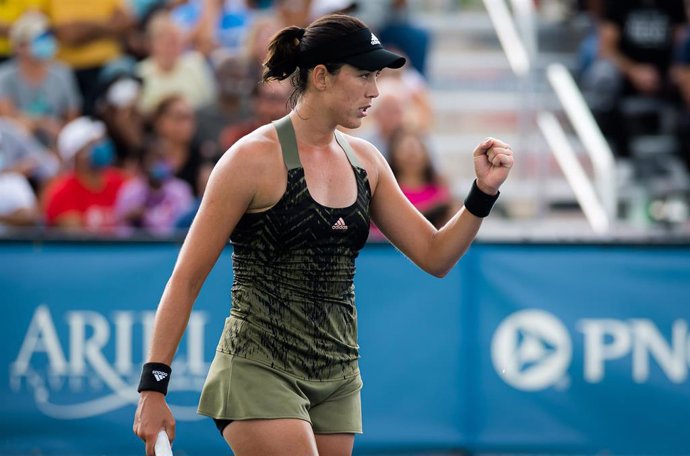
152, 370, 168, 382
332, 217, 348, 230
370, 33, 380, 46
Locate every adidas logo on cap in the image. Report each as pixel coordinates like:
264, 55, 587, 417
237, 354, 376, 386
370, 33, 380, 45
152, 370, 168, 382
332, 217, 348, 230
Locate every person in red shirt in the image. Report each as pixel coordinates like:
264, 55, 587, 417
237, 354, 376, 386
43, 116, 126, 231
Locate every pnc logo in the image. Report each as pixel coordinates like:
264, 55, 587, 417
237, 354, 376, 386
491, 309, 572, 391
492, 309, 690, 391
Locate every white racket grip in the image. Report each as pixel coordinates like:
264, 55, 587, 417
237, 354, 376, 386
154, 430, 173, 456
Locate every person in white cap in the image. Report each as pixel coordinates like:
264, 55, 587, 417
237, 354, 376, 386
43, 117, 127, 231
0, 138, 39, 231
0, 11, 81, 149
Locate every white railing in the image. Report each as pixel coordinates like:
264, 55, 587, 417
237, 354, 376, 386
483, 0, 530, 76
537, 112, 610, 234
546, 63, 617, 220
482, 0, 617, 233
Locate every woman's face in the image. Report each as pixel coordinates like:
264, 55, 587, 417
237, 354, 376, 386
156, 98, 196, 144
392, 133, 429, 177
324, 64, 380, 129
150, 22, 183, 63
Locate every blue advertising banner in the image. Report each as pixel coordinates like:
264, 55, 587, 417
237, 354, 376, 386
1, 241, 689, 455
1, 242, 231, 455
471, 245, 690, 454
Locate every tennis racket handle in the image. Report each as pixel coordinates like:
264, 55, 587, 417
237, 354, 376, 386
154, 430, 173, 456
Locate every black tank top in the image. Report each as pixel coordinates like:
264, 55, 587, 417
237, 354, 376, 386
218, 115, 371, 380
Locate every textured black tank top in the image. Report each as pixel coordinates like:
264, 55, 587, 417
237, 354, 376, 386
218, 115, 371, 380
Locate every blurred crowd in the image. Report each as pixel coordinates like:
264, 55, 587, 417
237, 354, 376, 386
5, 0, 690, 237
0, 0, 454, 238
576, 0, 690, 224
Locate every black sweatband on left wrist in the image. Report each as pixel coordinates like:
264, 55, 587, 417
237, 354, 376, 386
464, 179, 499, 218
137, 362, 172, 395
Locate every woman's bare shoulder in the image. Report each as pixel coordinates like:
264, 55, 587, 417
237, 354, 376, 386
216, 124, 282, 173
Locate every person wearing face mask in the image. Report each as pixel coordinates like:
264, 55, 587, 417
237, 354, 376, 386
43, 117, 127, 232
114, 142, 194, 235
0, 11, 81, 150
94, 73, 146, 171
0, 1, 47, 63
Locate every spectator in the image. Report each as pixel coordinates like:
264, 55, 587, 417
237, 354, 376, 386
121, 0, 193, 66
147, 94, 210, 196
114, 141, 194, 235
581, 0, 688, 156
186, 0, 258, 56
575, 0, 604, 79
94, 72, 146, 172
244, 13, 283, 81
43, 117, 127, 232
195, 52, 253, 159
0, 11, 81, 149
174, 155, 213, 229
219, 79, 290, 151
361, 80, 406, 160
0, 118, 60, 186
378, 0, 431, 78
0, 133, 40, 231
388, 128, 453, 228
47, 0, 135, 116
0, 0, 46, 63
136, 9, 216, 115
378, 61, 434, 133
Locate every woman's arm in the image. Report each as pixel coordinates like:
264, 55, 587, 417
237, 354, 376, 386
369, 137, 513, 277
53, 7, 135, 46
133, 135, 269, 454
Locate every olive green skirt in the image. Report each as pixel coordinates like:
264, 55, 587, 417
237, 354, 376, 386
198, 351, 363, 434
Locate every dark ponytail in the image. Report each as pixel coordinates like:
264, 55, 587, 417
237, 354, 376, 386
262, 26, 305, 81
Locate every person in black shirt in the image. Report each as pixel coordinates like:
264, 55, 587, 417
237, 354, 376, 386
581, 0, 688, 156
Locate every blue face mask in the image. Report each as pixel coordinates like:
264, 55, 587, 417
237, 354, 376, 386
89, 140, 115, 169
30, 33, 57, 61
148, 160, 173, 183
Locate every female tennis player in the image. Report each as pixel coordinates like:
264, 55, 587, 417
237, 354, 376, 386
133, 13, 513, 456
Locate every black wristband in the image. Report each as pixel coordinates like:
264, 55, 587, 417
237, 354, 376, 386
464, 180, 499, 218
137, 362, 172, 395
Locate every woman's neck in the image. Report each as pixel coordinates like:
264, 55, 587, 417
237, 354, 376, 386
154, 55, 177, 73
75, 168, 106, 190
159, 137, 189, 169
18, 58, 47, 82
291, 99, 337, 149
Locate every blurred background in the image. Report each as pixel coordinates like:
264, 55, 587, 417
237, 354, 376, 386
1, 0, 690, 455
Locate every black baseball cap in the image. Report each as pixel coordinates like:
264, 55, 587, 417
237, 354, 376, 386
297, 27, 406, 71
